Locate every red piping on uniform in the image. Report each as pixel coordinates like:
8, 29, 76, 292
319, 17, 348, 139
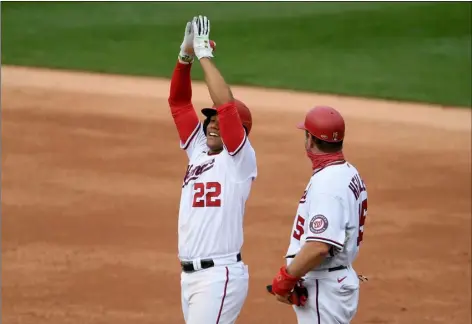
168, 61, 200, 145
316, 279, 321, 324
182, 123, 201, 150
217, 102, 246, 154
226, 134, 247, 156
216, 266, 229, 323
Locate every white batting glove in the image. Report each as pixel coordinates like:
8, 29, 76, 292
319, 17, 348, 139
192, 15, 214, 60
178, 21, 194, 64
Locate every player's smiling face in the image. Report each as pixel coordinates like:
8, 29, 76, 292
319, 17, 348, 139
206, 115, 223, 152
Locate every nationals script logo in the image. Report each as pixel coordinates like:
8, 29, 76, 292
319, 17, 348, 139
182, 158, 216, 188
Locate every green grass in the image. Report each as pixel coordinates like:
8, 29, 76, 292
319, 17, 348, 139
2, 2, 471, 107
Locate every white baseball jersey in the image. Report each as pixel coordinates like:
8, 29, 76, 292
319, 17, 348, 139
285, 161, 368, 271
178, 122, 257, 261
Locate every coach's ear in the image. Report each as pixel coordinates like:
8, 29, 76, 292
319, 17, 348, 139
307, 133, 317, 150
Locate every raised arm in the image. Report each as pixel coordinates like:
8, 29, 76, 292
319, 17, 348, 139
168, 22, 199, 145
192, 16, 246, 153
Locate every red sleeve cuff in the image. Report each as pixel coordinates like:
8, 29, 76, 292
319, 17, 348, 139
181, 122, 201, 150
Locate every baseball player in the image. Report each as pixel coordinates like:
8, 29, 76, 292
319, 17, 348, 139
168, 16, 257, 324
267, 106, 368, 323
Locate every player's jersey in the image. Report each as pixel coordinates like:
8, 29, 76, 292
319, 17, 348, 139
285, 161, 368, 272
178, 122, 257, 261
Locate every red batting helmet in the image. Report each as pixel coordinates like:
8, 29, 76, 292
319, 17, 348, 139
297, 106, 345, 142
201, 99, 253, 135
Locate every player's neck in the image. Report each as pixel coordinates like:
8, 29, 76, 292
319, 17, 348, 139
306, 150, 345, 171
208, 148, 223, 156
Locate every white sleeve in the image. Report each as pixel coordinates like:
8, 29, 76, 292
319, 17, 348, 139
180, 122, 207, 159
225, 134, 257, 183
304, 193, 346, 250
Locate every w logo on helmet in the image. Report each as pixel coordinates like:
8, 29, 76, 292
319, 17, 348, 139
333, 132, 339, 141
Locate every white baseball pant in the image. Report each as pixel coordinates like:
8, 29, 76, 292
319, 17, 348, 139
293, 265, 360, 323
181, 261, 249, 324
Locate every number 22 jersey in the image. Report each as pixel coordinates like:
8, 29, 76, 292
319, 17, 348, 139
178, 122, 257, 261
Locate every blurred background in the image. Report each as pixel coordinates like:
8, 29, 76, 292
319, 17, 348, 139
2, 1, 471, 107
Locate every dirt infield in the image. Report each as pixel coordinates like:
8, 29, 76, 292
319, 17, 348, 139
2, 66, 471, 324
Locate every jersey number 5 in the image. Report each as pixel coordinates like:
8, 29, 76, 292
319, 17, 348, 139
357, 198, 368, 246
292, 215, 305, 240
192, 182, 222, 207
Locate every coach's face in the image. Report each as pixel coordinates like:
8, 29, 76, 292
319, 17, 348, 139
206, 115, 223, 152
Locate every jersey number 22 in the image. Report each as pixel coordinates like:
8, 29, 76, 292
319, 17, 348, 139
192, 182, 222, 207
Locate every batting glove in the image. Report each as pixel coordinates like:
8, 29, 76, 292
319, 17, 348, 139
266, 281, 308, 307
192, 15, 214, 60
178, 21, 195, 64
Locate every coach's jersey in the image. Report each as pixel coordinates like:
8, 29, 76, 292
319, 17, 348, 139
178, 122, 257, 261
285, 161, 368, 272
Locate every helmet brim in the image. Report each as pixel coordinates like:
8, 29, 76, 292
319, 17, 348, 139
296, 122, 307, 130
201, 107, 217, 117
